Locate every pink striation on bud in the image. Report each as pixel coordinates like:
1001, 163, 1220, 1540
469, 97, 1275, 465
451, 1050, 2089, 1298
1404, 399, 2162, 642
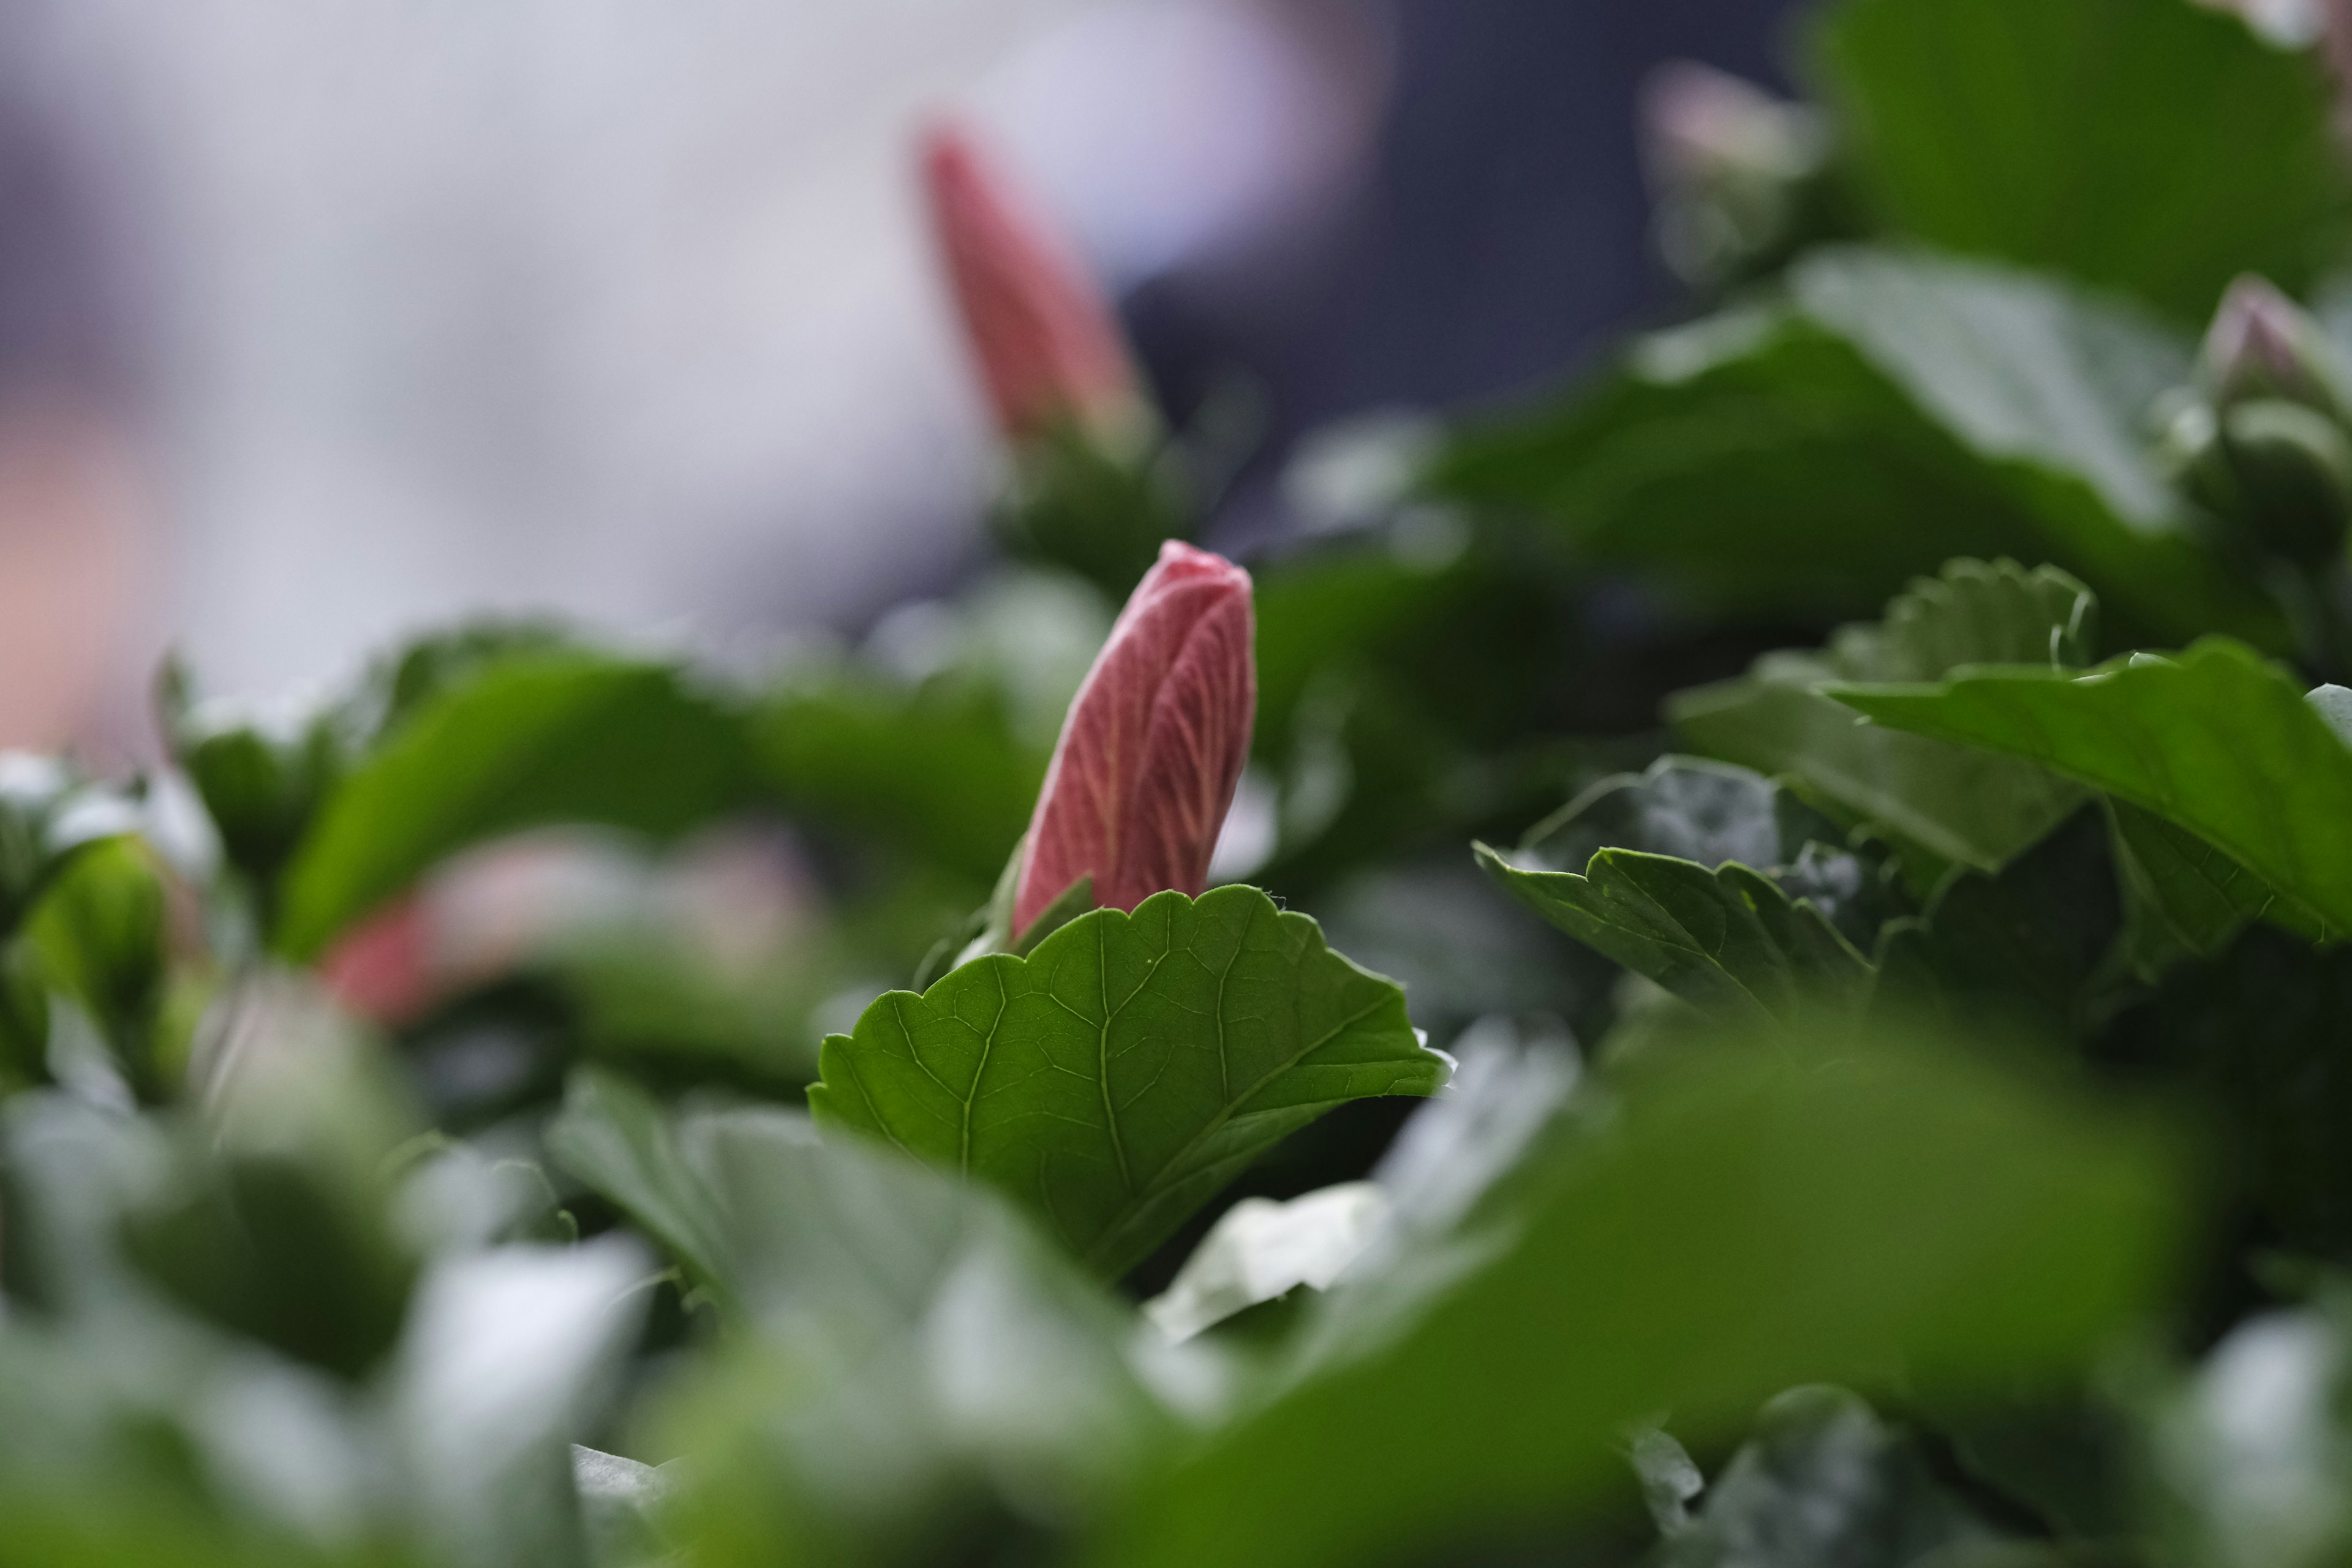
921, 121, 1144, 446
1014, 540, 1256, 934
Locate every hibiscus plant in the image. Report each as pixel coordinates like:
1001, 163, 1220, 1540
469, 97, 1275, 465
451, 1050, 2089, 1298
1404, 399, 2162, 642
7, 2, 2352, 1566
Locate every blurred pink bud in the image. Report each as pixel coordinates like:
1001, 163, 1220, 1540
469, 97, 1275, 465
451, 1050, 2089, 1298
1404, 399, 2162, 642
320, 894, 435, 1026
1639, 61, 1823, 194
921, 121, 1146, 447
2204, 274, 2342, 413
1015, 540, 1255, 933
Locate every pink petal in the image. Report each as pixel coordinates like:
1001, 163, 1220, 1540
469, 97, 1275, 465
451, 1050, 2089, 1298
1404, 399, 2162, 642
1016, 541, 1256, 932
320, 894, 435, 1026
920, 121, 1143, 445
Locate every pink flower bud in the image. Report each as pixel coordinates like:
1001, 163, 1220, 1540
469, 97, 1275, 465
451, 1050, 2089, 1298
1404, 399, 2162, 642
318, 893, 434, 1026
1639, 61, 1823, 194
2204, 274, 2343, 415
920, 121, 1145, 447
1014, 540, 1255, 933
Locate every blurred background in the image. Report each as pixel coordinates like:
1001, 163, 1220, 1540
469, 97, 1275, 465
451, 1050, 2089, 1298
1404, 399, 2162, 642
0, 0, 1799, 756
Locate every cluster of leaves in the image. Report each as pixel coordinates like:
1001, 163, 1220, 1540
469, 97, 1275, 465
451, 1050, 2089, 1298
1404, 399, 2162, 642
7, 1, 2352, 1564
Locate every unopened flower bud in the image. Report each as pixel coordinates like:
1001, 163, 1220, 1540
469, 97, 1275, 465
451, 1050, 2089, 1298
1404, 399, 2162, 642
1014, 541, 1255, 933
2202, 274, 2349, 418
1640, 61, 1829, 288
920, 121, 1148, 450
2159, 393, 2352, 568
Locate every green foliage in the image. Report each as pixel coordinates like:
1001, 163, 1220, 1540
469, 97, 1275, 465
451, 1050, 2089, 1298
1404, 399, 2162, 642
810, 885, 1446, 1278
1813, 0, 2351, 322
1672, 559, 2095, 878
1831, 638, 2352, 935
4, 4, 2350, 1561
1088, 1029, 2182, 1568
995, 421, 1190, 598
1431, 249, 2286, 648
276, 653, 754, 960
1659, 1387, 2005, 1567
1477, 760, 1890, 1028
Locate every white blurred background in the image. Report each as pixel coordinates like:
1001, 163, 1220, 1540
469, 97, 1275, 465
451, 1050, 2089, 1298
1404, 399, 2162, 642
0, 0, 1390, 722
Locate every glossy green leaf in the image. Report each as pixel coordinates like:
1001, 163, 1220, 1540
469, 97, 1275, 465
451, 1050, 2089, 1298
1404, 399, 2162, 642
1087, 1029, 2184, 1568
809, 885, 1446, 1279
1514, 756, 1898, 948
1672, 559, 2095, 875
1477, 845, 1871, 1030
1830, 638, 2352, 936
1477, 760, 1890, 1026
1431, 249, 2283, 649
274, 654, 753, 961
1814, 0, 2350, 321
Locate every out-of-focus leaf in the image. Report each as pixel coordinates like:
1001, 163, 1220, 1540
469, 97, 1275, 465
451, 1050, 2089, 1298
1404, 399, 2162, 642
1086, 1029, 2183, 1568
1672, 559, 2094, 876
2100, 927, 2352, 1260
809, 886, 1446, 1279
543, 1068, 733, 1308
29, 839, 168, 1098
1660, 1386, 2005, 1568
1872, 808, 2125, 1042
1831, 638, 2352, 935
1814, 0, 2350, 322
1430, 250, 2283, 649
573, 1446, 682, 1568
751, 674, 1044, 889
2151, 1298, 2352, 1568
1142, 1182, 1390, 1343
123, 974, 423, 1378
388, 1238, 650, 1568
994, 422, 1189, 599
0, 756, 137, 937
275, 655, 752, 962
635, 1107, 1174, 1567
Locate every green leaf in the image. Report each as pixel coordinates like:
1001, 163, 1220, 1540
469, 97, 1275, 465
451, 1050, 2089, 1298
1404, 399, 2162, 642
1476, 760, 1890, 1026
2101, 927, 2352, 1260
2108, 798, 2323, 969
1671, 559, 2095, 876
1533, 757, 1900, 946
1872, 808, 2125, 1042
1813, 0, 2351, 322
808, 884, 1446, 1279
630, 1103, 1173, 1564
274, 652, 753, 960
1661, 1387, 2005, 1568
1084, 1028, 2184, 1568
1430, 249, 2285, 649
750, 671, 1046, 889
1830, 638, 2352, 936
1478, 845, 1872, 1030
28, 840, 167, 1099
543, 1068, 736, 1310
390, 1238, 652, 1568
